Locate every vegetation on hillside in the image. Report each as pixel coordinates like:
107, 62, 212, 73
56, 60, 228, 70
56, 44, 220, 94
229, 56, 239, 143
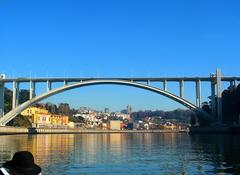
4, 88, 31, 127
192, 84, 240, 126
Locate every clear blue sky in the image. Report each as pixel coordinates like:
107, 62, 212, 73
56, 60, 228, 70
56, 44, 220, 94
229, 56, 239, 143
0, 0, 240, 111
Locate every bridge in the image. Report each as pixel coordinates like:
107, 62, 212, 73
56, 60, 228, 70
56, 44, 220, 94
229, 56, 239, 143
0, 69, 239, 126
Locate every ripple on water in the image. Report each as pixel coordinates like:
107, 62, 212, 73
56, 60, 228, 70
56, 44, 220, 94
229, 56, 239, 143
1, 133, 240, 175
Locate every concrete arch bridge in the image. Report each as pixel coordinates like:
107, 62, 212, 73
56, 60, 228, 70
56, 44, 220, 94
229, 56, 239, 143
0, 69, 239, 126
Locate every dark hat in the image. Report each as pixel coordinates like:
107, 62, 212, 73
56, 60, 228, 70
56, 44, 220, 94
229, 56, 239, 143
3, 151, 41, 175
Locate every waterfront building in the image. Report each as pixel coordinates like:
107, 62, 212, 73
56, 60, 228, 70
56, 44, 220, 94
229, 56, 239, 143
35, 113, 52, 128
108, 120, 122, 130
21, 107, 49, 127
21, 107, 69, 128
68, 121, 75, 128
102, 122, 108, 130
51, 114, 69, 127
21, 106, 49, 117
163, 122, 177, 130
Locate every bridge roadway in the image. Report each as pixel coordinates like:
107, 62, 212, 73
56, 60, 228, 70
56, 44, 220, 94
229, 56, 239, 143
1, 76, 240, 83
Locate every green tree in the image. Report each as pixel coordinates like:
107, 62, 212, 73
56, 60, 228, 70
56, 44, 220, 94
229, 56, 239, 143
4, 88, 31, 127
19, 90, 30, 104
7, 115, 32, 127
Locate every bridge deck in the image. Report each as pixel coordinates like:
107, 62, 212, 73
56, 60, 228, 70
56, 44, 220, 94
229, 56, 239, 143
1, 77, 240, 83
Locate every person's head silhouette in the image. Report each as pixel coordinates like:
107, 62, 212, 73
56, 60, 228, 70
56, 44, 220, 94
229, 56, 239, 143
2, 151, 41, 175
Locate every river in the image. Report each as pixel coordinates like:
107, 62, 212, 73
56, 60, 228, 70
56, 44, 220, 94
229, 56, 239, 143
0, 133, 240, 175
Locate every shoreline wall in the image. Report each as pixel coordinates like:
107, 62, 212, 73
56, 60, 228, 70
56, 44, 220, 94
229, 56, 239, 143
0, 126, 185, 135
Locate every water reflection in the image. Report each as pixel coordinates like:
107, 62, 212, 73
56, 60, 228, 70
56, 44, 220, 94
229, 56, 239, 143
190, 134, 240, 174
0, 133, 240, 174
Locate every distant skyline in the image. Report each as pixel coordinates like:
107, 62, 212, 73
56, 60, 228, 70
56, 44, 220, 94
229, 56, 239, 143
1, 0, 240, 111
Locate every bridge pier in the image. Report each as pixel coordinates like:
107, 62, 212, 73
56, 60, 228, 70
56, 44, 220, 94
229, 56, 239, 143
230, 81, 234, 88
195, 80, 201, 107
147, 80, 151, 86
0, 82, 4, 117
163, 80, 167, 91
180, 80, 184, 98
234, 79, 238, 88
216, 69, 222, 124
210, 69, 223, 124
12, 81, 19, 109
229, 80, 238, 90
211, 81, 216, 121
46, 80, 52, 91
29, 80, 36, 99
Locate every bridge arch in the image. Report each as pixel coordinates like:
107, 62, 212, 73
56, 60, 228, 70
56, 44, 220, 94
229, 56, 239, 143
0, 80, 210, 126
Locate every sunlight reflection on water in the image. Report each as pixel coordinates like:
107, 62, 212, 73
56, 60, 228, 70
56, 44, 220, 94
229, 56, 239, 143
0, 133, 240, 175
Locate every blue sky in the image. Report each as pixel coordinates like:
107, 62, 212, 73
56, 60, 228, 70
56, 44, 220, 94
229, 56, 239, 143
0, 0, 240, 111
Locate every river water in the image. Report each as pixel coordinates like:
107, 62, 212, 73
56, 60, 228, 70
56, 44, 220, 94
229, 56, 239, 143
0, 133, 240, 175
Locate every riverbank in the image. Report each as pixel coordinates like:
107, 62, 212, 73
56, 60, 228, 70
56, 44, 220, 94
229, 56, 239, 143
0, 126, 187, 135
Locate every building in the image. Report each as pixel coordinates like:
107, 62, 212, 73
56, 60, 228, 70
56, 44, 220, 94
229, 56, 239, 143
79, 106, 91, 113
163, 122, 177, 130
21, 106, 69, 128
104, 107, 110, 113
36, 113, 52, 128
51, 114, 69, 127
102, 122, 108, 130
108, 120, 122, 130
21, 106, 49, 117
21, 107, 50, 127
127, 105, 132, 114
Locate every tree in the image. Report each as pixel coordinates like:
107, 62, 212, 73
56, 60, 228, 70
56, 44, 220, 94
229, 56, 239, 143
4, 88, 12, 113
190, 114, 197, 126
202, 102, 211, 115
4, 88, 31, 127
19, 90, 30, 104
7, 115, 32, 127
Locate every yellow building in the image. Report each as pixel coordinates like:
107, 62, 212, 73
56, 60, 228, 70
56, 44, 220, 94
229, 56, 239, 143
21, 107, 69, 128
108, 120, 122, 130
51, 114, 69, 127
21, 107, 49, 127
163, 123, 177, 130
21, 107, 48, 117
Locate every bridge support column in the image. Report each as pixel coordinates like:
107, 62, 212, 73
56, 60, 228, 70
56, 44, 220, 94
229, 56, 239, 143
63, 80, 68, 86
179, 80, 184, 98
234, 80, 238, 88
12, 81, 19, 109
163, 80, 167, 91
195, 80, 201, 107
46, 80, 52, 92
216, 69, 222, 124
147, 80, 150, 86
211, 82, 216, 121
0, 82, 4, 117
29, 80, 36, 99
